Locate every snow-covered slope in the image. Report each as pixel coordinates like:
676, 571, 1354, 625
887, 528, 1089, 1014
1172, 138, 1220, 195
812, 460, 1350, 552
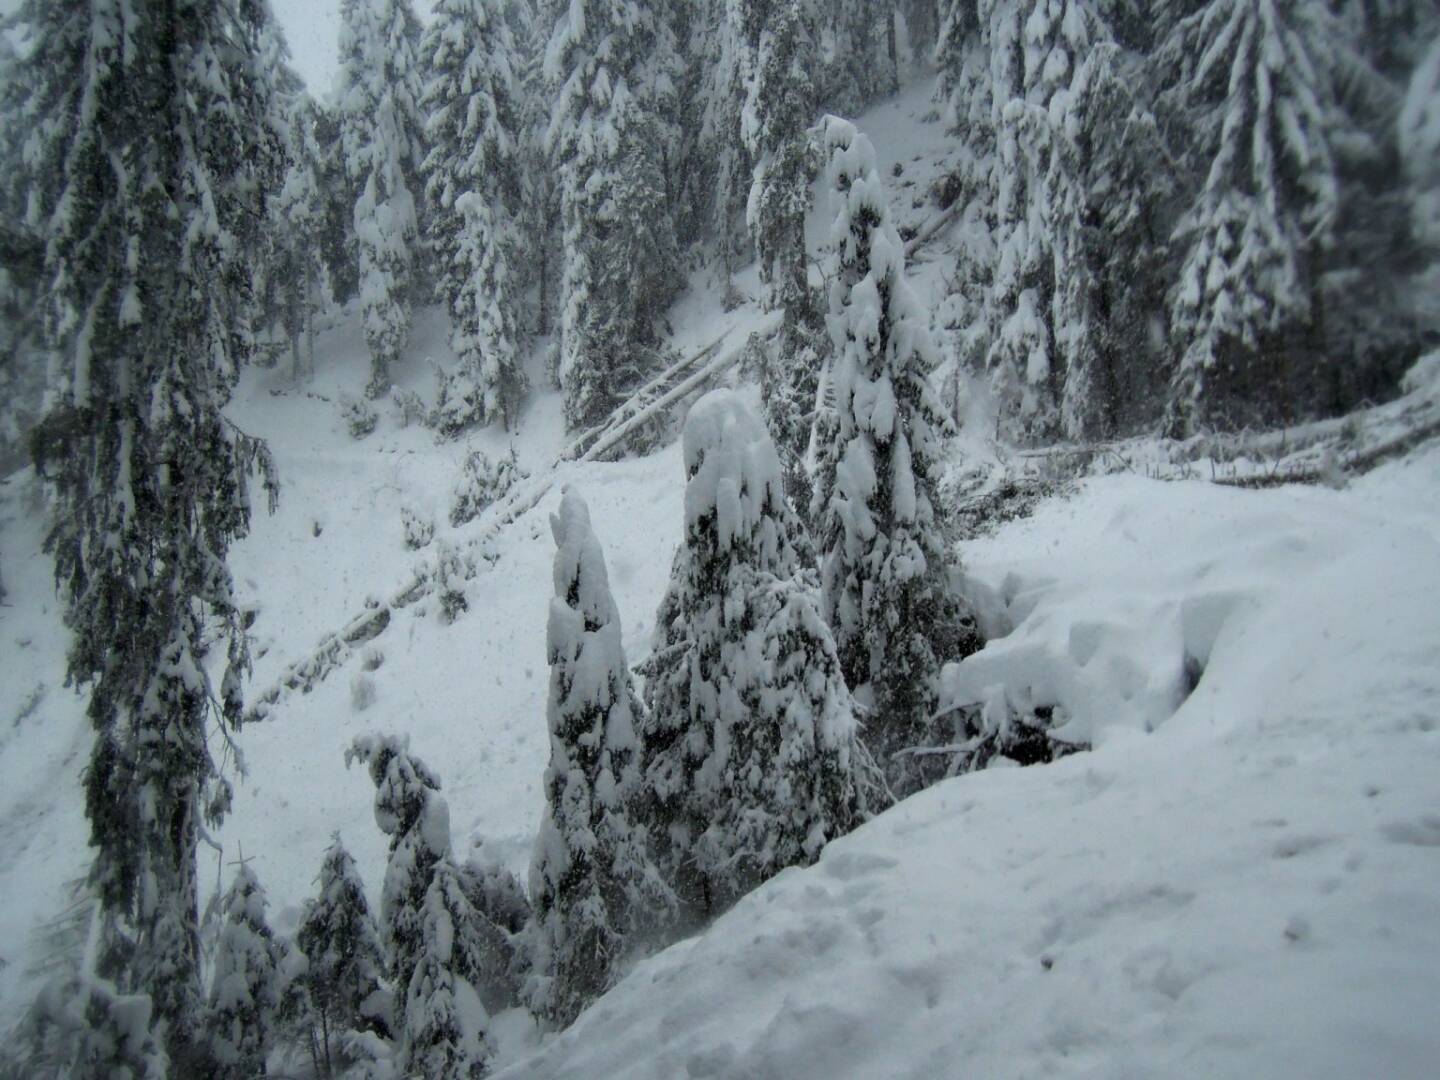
1, 69, 1438, 1079
496, 454, 1440, 1080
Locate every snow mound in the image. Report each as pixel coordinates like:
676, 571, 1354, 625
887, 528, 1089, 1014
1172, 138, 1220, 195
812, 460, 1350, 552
496, 465, 1440, 1080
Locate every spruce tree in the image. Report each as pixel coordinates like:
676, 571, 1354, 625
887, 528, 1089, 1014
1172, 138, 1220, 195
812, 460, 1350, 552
543, 0, 683, 430
812, 117, 979, 793
420, 0, 528, 435
530, 487, 673, 1028
295, 837, 390, 1076
204, 863, 282, 1079
337, 0, 428, 398
641, 392, 865, 917
14, 0, 280, 1064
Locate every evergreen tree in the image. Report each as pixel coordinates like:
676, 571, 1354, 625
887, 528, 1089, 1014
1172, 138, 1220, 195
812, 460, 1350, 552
6, 914, 168, 1079
1401, 31, 1440, 309
314, 103, 362, 310
345, 734, 448, 998
337, 0, 428, 398
205, 863, 282, 1079
13, 0, 280, 1063
1156, 0, 1393, 432
295, 837, 390, 1077
273, 95, 328, 381
812, 117, 979, 793
825, 0, 898, 114
530, 487, 673, 1028
902, 0, 941, 59
346, 736, 504, 1060
736, 1, 828, 498
400, 860, 493, 1079
544, 0, 683, 430
641, 392, 865, 917
421, 0, 529, 435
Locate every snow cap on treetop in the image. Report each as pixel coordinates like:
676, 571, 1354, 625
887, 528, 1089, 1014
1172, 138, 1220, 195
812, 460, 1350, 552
682, 390, 785, 549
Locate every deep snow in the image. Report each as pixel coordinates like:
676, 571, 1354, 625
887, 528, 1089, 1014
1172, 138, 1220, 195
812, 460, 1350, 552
0, 71, 1437, 1078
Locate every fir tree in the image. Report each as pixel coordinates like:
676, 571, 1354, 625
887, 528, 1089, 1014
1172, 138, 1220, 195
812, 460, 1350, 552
295, 837, 390, 1077
530, 487, 673, 1028
641, 392, 865, 917
337, 0, 428, 398
421, 0, 529, 434
205, 863, 282, 1079
14, 0, 280, 1064
812, 117, 979, 794
544, 0, 683, 430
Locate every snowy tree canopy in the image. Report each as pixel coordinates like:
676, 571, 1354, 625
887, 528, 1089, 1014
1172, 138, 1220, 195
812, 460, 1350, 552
421, 0, 528, 434
813, 117, 980, 793
530, 486, 673, 1028
204, 863, 282, 1079
11, 0, 281, 1064
641, 391, 865, 916
338, 0, 428, 398
544, 0, 683, 430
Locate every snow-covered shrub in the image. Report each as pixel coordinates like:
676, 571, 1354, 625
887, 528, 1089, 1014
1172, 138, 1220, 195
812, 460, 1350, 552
340, 395, 379, 439
400, 504, 434, 551
529, 488, 674, 1028
449, 447, 524, 528
641, 391, 866, 918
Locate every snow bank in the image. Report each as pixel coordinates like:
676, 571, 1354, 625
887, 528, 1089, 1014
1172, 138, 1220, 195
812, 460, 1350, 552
496, 454, 1440, 1079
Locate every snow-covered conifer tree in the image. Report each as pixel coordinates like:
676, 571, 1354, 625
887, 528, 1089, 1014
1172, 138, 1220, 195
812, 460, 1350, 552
812, 117, 979, 792
273, 96, 328, 381
735, 2, 828, 494
530, 487, 673, 1027
295, 837, 390, 1075
544, 0, 683, 430
7, 913, 169, 1079
825, 0, 898, 114
13, 0, 280, 1064
345, 735, 449, 996
421, 0, 528, 434
641, 392, 865, 915
1401, 32, 1440, 302
205, 864, 282, 1079
338, 0, 428, 398
400, 860, 493, 1078
1156, 0, 1390, 433
345, 736, 502, 1063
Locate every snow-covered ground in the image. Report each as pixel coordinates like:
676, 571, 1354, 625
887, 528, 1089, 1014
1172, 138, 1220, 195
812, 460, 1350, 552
2, 71, 1438, 1077
495, 452, 1440, 1078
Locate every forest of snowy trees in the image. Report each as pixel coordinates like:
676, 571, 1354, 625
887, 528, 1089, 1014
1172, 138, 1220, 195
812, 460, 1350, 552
0, 0, 1436, 1074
